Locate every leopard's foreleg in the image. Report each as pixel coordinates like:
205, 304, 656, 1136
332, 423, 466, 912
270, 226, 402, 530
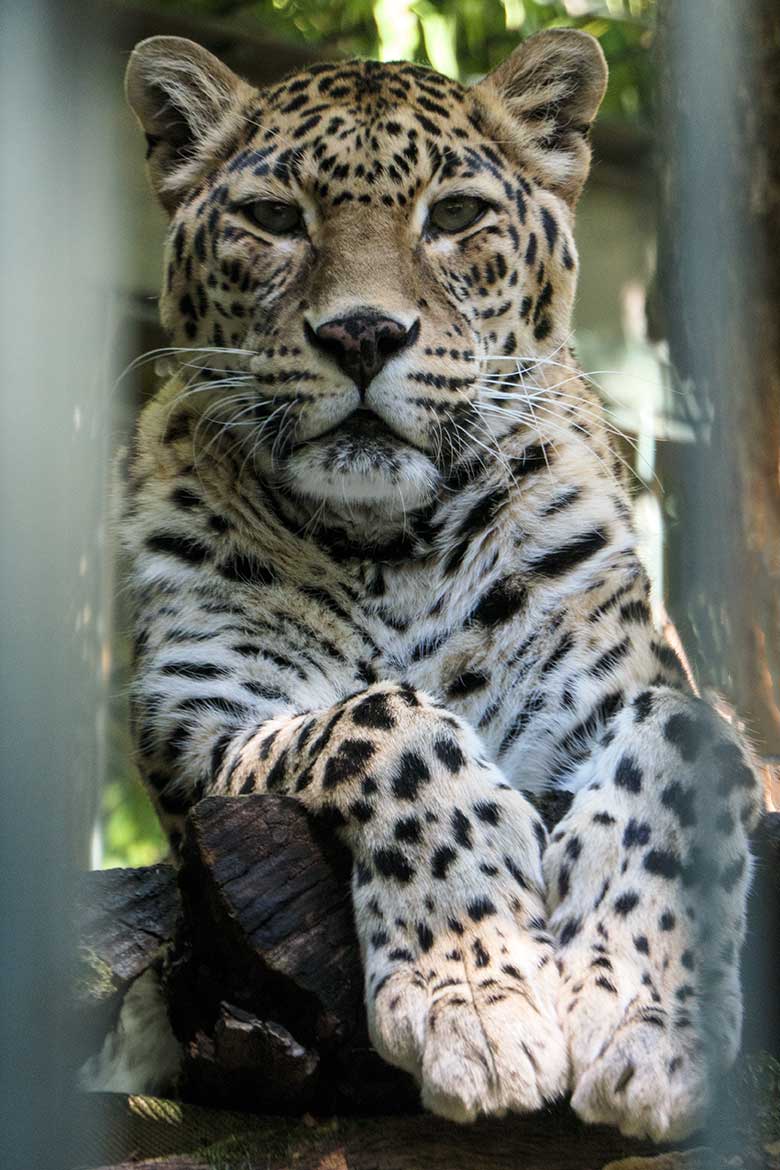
543, 687, 764, 1141
221, 681, 568, 1122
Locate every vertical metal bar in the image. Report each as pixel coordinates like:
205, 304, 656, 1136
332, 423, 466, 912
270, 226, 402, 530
659, 2, 747, 586
657, 1, 780, 751
0, 2, 117, 1166
657, 0, 776, 1147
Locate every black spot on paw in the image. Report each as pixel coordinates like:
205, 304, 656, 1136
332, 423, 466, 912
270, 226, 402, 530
373, 847, 415, 883
533, 819, 548, 852
633, 690, 655, 721
565, 835, 582, 861
433, 734, 466, 773
661, 781, 697, 827
472, 938, 490, 968
664, 713, 706, 762
644, 849, 682, 880
352, 690, 396, 730
417, 921, 434, 952
615, 754, 643, 793
349, 799, 375, 823
720, 855, 746, 891
467, 897, 497, 922
431, 844, 457, 879
614, 890, 640, 915
392, 750, 431, 799
559, 917, 581, 946
388, 947, 414, 962
473, 800, 501, 825
171, 485, 201, 509
681, 949, 695, 971
451, 808, 473, 848
394, 814, 422, 843
623, 818, 651, 848
504, 856, 529, 890
713, 741, 756, 795
322, 738, 376, 789
540, 206, 559, 251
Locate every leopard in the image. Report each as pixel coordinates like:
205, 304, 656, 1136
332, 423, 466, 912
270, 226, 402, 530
119, 28, 764, 1141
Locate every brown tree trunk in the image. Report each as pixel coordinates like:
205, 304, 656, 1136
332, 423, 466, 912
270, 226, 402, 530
655, 0, 780, 767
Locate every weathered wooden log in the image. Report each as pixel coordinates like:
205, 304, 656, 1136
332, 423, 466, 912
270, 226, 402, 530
182, 1003, 320, 1111
74, 862, 179, 1061
177, 794, 363, 1030
165, 794, 416, 1114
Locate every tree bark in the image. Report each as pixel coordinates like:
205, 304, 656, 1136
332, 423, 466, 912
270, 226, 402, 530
75, 863, 179, 1063
655, 0, 780, 765
164, 795, 417, 1115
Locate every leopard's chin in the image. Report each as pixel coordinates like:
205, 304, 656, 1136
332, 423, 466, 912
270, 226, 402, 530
279, 428, 440, 510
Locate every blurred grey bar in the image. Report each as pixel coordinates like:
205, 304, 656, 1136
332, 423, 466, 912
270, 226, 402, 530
0, 1, 117, 1166
657, 0, 779, 1142
657, 0, 780, 747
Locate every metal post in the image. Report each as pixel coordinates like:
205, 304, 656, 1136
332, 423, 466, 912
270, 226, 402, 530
0, 2, 118, 1165
657, 0, 779, 1144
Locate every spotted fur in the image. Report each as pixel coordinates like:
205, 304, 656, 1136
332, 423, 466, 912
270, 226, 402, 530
120, 31, 764, 1138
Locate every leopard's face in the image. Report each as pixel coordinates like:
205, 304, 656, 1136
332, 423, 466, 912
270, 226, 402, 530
130, 34, 605, 513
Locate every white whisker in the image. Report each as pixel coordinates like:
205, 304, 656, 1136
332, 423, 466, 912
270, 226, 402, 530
115, 344, 256, 386
480, 382, 657, 486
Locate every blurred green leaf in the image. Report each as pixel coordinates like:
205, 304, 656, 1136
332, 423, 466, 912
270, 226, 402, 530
101, 776, 167, 869
155, 0, 655, 122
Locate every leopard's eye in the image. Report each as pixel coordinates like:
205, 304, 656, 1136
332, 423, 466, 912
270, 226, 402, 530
244, 200, 303, 235
428, 195, 489, 234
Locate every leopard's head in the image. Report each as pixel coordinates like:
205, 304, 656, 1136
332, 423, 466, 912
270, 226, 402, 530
127, 31, 606, 515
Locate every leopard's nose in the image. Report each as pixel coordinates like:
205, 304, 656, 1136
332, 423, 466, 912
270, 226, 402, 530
305, 310, 419, 395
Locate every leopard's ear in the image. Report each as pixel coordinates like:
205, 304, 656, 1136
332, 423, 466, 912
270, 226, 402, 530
125, 36, 253, 212
474, 28, 607, 206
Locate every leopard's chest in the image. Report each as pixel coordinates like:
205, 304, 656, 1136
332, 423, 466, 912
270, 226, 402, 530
356, 592, 532, 729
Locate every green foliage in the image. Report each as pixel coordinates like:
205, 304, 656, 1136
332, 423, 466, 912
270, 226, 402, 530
159, 0, 655, 121
101, 774, 167, 869
100, 597, 167, 868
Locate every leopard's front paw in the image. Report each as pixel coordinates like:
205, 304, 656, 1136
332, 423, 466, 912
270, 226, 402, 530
557, 939, 712, 1142
570, 1014, 708, 1142
368, 913, 568, 1123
